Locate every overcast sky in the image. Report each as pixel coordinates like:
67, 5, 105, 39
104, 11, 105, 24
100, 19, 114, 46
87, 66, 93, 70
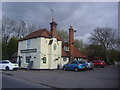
2, 2, 118, 43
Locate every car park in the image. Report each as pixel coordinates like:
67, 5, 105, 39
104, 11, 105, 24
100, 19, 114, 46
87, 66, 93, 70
0, 60, 19, 70
63, 60, 88, 72
92, 60, 106, 68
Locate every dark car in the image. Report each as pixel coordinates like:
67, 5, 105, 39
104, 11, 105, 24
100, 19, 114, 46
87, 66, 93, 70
92, 60, 106, 68
63, 60, 88, 72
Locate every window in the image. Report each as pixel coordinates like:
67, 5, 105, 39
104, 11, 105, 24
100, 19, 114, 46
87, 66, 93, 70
94, 61, 100, 63
63, 57, 67, 61
0, 61, 2, 64
26, 56, 31, 63
79, 60, 86, 64
71, 61, 78, 64
43, 57, 46, 64
64, 46, 69, 51
53, 44, 57, 50
2, 61, 9, 64
27, 40, 31, 48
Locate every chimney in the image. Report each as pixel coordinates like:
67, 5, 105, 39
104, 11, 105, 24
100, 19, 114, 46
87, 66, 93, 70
69, 26, 74, 62
50, 19, 57, 38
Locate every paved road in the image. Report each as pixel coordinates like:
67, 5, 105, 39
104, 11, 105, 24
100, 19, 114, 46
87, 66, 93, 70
2, 65, 119, 88
2, 74, 50, 88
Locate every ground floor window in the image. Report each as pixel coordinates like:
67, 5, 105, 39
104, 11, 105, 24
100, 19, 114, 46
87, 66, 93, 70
43, 57, 46, 64
26, 56, 31, 63
63, 57, 67, 61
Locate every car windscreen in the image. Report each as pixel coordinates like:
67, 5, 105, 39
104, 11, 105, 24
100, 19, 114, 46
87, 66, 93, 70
78, 61, 86, 64
94, 61, 100, 63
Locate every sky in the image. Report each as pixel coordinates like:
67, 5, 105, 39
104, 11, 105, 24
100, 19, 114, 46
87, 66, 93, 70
2, 2, 118, 43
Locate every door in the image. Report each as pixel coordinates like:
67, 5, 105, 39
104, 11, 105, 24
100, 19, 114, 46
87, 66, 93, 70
67, 61, 78, 70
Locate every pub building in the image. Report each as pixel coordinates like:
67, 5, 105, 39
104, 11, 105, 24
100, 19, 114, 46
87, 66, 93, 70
17, 19, 87, 69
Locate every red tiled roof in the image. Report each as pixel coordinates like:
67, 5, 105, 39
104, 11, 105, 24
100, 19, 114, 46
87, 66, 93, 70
19, 29, 62, 41
62, 42, 87, 58
74, 48, 87, 58
55, 36, 62, 41
19, 29, 86, 58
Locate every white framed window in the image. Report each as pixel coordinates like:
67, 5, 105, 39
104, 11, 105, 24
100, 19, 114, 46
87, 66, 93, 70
27, 39, 31, 48
63, 57, 67, 61
26, 56, 31, 63
64, 46, 69, 52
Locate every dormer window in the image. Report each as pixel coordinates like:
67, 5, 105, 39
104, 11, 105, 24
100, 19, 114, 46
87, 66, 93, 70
64, 46, 69, 52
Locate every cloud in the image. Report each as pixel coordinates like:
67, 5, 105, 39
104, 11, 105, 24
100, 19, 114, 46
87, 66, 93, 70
75, 33, 91, 44
2, 2, 118, 43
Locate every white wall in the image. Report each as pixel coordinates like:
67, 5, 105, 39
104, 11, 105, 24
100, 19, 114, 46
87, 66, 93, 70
17, 38, 41, 69
18, 37, 69, 69
40, 37, 62, 69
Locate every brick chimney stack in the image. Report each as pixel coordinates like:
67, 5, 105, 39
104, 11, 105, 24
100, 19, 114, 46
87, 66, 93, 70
50, 19, 57, 38
69, 26, 74, 61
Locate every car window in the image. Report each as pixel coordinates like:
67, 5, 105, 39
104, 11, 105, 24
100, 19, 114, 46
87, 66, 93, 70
102, 61, 105, 63
94, 61, 100, 63
2, 61, 9, 64
89, 61, 93, 63
0, 61, 2, 64
71, 61, 78, 64
79, 61, 86, 64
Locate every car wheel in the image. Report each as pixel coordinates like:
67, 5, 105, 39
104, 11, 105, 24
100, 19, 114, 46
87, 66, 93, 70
101, 66, 104, 68
5, 66, 10, 70
89, 68, 93, 70
74, 67, 79, 72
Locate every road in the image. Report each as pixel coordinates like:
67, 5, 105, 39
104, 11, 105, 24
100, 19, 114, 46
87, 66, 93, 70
2, 65, 119, 88
2, 74, 50, 88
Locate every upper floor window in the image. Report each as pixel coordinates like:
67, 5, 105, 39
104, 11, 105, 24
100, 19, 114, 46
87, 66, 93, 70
64, 46, 69, 52
27, 40, 31, 48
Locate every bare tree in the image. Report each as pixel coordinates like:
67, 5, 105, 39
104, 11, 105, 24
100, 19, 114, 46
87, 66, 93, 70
89, 27, 117, 63
2, 16, 16, 42
27, 23, 39, 35
2, 16, 39, 40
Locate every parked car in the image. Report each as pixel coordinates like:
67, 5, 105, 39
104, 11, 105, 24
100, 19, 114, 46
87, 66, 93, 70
83, 60, 94, 70
63, 60, 88, 72
92, 60, 106, 68
0, 60, 19, 70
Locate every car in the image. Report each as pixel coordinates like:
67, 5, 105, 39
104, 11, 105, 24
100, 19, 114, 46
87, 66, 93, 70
0, 60, 19, 70
92, 60, 106, 68
82, 60, 94, 70
63, 60, 88, 72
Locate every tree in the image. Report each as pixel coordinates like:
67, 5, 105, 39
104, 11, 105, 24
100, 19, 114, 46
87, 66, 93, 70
56, 30, 69, 42
7, 37, 18, 60
89, 27, 117, 64
2, 16, 16, 42
2, 16, 39, 40
85, 44, 105, 60
2, 41, 8, 59
109, 49, 120, 63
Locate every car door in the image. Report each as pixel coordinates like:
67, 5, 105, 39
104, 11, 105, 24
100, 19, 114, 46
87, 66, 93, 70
68, 61, 78, 70
2, 61, 9, 69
